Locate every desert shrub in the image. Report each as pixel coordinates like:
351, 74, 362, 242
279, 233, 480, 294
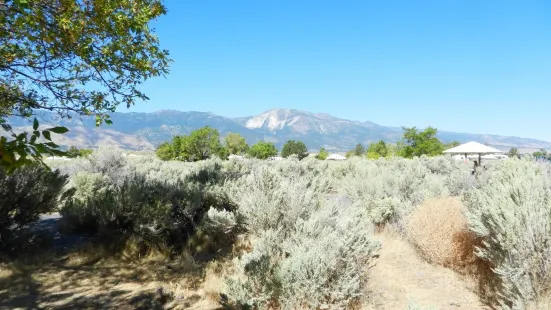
59, 149, 238, 256
224, 166, 379, 309
407, 197, 479, 269
0, 165, 69, 252
333, 157, 452, 231
463, 159, 551, 309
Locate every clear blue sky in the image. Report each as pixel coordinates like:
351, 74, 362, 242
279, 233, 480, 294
123, 0, 551, 141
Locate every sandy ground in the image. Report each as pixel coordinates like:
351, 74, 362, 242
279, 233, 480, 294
0, 232, 489, 310
1, 211, 489, 310
365, 232, 488, 310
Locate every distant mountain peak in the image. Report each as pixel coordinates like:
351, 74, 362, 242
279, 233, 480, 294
5, 108, 551, 152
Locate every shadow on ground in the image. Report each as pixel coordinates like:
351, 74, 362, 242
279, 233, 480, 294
0, 253, 218, 310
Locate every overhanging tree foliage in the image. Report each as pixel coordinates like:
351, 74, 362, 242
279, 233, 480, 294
1, 0, 170, 170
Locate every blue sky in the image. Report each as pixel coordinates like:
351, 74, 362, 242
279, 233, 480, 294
124, 1, 551, 141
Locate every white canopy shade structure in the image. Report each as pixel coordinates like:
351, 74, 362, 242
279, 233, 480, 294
327, 154, 347, 161
443, 141, 504, 165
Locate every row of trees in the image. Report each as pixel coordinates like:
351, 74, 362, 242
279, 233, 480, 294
346, 127, 460, 159
156, 126, 459, 162
156, 127, 309, 161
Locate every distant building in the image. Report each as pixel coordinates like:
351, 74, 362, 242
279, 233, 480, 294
267, 156, 283, 161
327, 154, 346, 161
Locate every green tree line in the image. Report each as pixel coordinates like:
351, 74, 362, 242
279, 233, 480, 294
156, 127, 309, 161
156, 126, 461, 162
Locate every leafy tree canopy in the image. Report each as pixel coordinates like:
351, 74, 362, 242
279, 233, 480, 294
533, 149, 549, 159
248, 141, 277, 160
315, 147, 328, 160
366, 140, 389, 159
65, 146, 92, 158
155, 142, 173, 161
225, 133, 249, 155
507, 147, 520, 159
281, 140, 308, 160
354, 143, 365, 156
400, 126, 444, 158
1, 0, 170, 170
156, 127, 226, 161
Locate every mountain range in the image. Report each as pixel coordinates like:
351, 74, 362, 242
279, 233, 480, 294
5, 109, 551, 152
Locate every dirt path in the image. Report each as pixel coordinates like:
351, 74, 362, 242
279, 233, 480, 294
365, 232, 488, 310
31, 212, 92, 253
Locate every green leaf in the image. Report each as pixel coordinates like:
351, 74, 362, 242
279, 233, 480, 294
105, 119, 113, 125
33, 118, 39, 130
2, 152, 14, 164
49, 127, 69, 134
43, 131, 52, 141
14, 0, 29, 9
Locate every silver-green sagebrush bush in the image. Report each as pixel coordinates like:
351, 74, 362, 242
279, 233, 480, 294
57, 149, 238, 254
463, 159, 551, 309
224, 166, 379, 309
332, 156, 468, 231
0, 164, 70, 252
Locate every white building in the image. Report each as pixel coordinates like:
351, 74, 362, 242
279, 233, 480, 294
327, 154, 347, 161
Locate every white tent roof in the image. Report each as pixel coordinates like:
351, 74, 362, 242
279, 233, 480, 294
327, 154, 347, 160
443, 141, 504, 154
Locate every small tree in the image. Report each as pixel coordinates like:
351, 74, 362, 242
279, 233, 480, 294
316, 147, 328, 160
345, 150, 355, 158
400, 126, 444, 158
533, 149, 549, 160
281, 140, 309, 160
186, 127, 224, 161
156, 127, 226, 161
225, 133, 249, 155
354, 143, 365, 156
366, 140, 389, 159
507, 147, 520, 159
156, 142, 174, 161
66, 146, 93, 158
248, 141, 278, 159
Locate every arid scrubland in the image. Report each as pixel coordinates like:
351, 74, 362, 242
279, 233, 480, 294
2, 149, 551, 309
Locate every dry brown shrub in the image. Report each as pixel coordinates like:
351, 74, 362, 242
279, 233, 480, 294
406, 197, 479, 269
406, 197, 502, 306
